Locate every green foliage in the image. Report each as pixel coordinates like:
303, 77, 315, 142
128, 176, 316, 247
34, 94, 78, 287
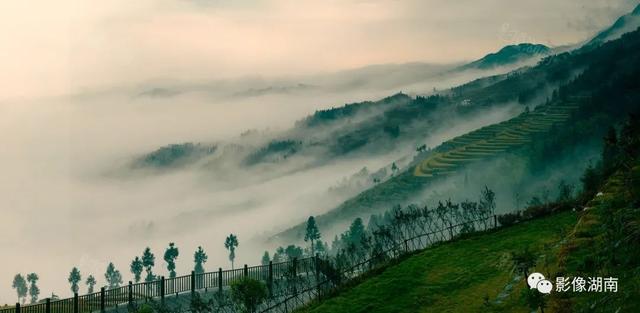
85, 275, 96, 294
130, 257, 143, 283
520, 287, 546, 313
260, 251, 270, 266
225, 234, 239, 269
68, 267, 82, 294
299, 212, 576, 313
163, 243, 180, 278
510, 246, 537, 277
244, 140, 302, 165
12, 274, 28, 304
142, 247, 156, 283
304, 216, 321, 255
26, 273, 39, 304
137, 143, 215, 168
189, 292, 214, 313
104, 262, 123, 289
230, 277, 268, 313
194, 246, 208, 274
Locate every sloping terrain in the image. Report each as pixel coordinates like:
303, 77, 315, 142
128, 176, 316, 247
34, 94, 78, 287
275, 24, 640, 243
298, 211, 577, 313
414, 102, 578, 177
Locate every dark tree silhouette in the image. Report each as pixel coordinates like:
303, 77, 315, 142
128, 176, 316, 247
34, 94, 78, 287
68, 267, 82, 294
85, 275, 96, 294
164, 242, 180, 278
26, 273, 39, 304
104, 263, 123, 289
304, 216, 321, 255
261, 252, 270, 266
225, 234, 239, 269
142, 247, 156, 283
194, 246, 208, 274
130, 257, 143, 283
12, 274, 28, 304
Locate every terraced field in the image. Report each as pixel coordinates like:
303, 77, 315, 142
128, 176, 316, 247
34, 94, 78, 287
414, 103, 578, 177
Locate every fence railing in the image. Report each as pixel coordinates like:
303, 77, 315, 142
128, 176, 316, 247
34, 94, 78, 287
0, 256, 320, 313
2, 215, 498, 313
259, 214, 498, 312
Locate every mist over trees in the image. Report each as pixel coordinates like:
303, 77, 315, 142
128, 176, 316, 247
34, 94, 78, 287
225, 234, 239, 269
11, 274, 27, 304
142, 247, 156, 283
104, 263, 123, 289
194, 246, 208, 274
163, 243, 180, 278
130, 257, 143, 283
304, 216, 321, 256
67, 268, 81, 294
26, 273, 39, 304
85, 275, 96, 294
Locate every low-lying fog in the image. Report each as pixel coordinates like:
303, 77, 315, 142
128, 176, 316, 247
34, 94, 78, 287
0, 65, 525, 303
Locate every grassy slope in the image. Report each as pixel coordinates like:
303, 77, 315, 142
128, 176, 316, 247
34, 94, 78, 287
549, 167, 640, 312
299, 211, 577, 313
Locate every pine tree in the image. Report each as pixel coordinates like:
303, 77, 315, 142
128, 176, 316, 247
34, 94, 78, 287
304, 216, 321, 255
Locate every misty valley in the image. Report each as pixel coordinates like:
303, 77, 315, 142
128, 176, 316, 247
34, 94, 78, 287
3, 2, 640, 313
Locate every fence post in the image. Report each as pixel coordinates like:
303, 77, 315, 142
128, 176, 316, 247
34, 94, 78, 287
45, 298, 51, 313
218, 268, 223, 295
494, 215, 498, 228
404, 240, 409, 252
314, 254, 320, 282
73, 292, 79, 313
160, 276, 165, 303
244, 264, 248, 277
15, 303, 19, 313
128, 281, 133, 306
100, 287, 105, 313
268, 261, 273, 297
190, 271, 196, 296
292, 258, 298, 276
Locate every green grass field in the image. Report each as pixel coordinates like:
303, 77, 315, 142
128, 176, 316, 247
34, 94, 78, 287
299, 211, 578, 313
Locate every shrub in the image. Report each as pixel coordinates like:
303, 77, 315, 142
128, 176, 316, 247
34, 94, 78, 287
230, 277, 268, 313
497, 211, 521, 227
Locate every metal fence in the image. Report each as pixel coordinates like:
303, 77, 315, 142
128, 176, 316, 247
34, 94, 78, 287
259, 214, 498, 312
1, 215, 498, 313
0, 256, 321, 313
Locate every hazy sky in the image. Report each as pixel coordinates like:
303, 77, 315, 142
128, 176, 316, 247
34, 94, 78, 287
1, 0, 639, 304
0, 0, 637, 100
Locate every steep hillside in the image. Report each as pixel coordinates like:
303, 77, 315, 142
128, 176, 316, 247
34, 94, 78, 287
298, 211, 578, 313
298, 110, 640, 313
585, 3, 640, 47
274, 27, 640, 243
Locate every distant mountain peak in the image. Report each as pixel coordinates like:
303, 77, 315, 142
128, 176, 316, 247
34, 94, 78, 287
463, 43, 550, 70
585, 4, 640, 47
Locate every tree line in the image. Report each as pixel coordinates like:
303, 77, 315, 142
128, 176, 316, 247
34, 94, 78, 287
10, 234, 240, 303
